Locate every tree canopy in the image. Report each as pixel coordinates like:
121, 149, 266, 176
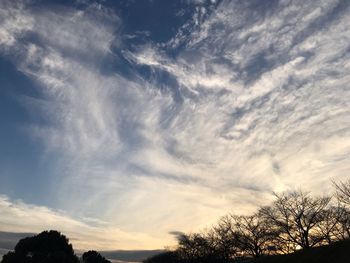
82, 250, 111, 263
1, 230, 78, 263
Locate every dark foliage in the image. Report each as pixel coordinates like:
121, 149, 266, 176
1, 230, 79, 263
82, 250, 111, 263
144, 251, 180, 263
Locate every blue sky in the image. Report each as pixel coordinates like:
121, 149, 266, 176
0, 0, 350, 251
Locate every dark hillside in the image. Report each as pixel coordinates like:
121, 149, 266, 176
253, 239, 350, 263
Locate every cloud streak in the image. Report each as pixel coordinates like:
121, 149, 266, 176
0, 0, 349, 250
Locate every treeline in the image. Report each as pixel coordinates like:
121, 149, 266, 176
1, 181, 349, 263
1, 230, 110, 263
144, 180, 350, 263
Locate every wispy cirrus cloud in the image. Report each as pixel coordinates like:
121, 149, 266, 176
0, 1, 34, 49
132, 0, 350, 191
0, 0, 349, 251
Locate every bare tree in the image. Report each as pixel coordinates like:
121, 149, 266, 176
334, 179, 350, 206
313, 206, 343, 245
333, 206, 350, 241
231, 213, 278, 258
331, 179, 350, 241
159, 187, 349, 263
176, 232, 218, 263
212, 216, 239, 261
259, 191, 331, 250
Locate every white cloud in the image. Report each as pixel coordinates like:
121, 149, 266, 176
129, 0, 350, 195
0, 195, 162, 250
0, 1, 34, 48
0, 0, 349, 250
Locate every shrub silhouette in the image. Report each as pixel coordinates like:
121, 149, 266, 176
82, 250, 111, 263
1, 230, 78, 263
143, 251, 179, 263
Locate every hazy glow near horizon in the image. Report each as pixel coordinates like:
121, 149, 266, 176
0, 0, 349, 251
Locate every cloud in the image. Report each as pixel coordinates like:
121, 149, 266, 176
0, 231, 35, 250
131, 0, 350, 193
0, 1, 34, 49
0, 0, 349, 250
0, 195, 162, 250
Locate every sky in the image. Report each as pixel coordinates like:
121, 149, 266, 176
0, 0, 350, 252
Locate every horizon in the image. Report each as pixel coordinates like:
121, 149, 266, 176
0, 0, 349, 255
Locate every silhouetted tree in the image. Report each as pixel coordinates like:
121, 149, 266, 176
1, 252, 20, 263
231, 213, 278, 258
334, 179, 350, 206
211, 216, 239, 261
177, 233, 218, 263
333, 206, 350, 241
143, 251, 179, 263
143, 185, 350, 263
331, 180, 350, 241
313, 206, 345, 245
259, 191, 331, 250
1, 230, 79, 263
82, 250, 110, 263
